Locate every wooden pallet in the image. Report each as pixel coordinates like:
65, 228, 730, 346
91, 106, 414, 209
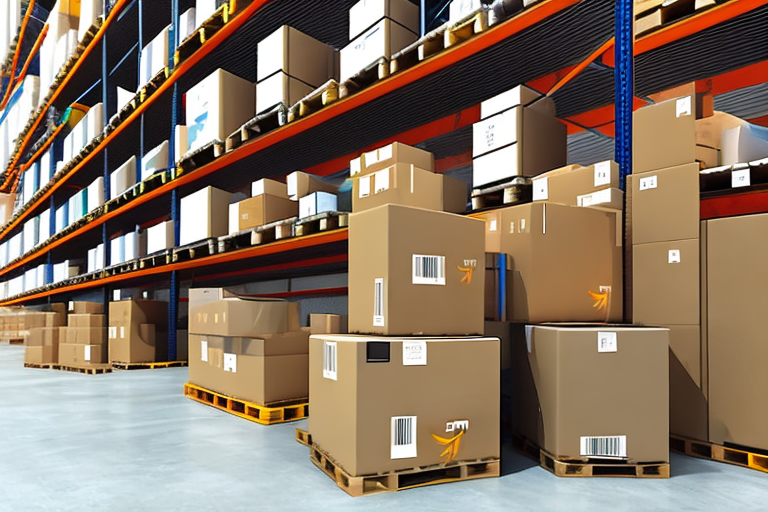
112, 360, 188, 370
225, 104, 287, 153
251, 217, 297, 246
139, 250, 172, 269
57, 364, 112, 375
540, 449, 669, 478
217, 229, 254, 254
9, 339, 24, 345
295, 212, 348, 237
471, 177, 532, 210
670, 435, 768, 474
176, 140, 223, 177
700, 160, 768, 195
24, 362, 56, 369
138, 169, 173, 195
296, 429, 500, 497
173, 1, 232, 65
172, 238, 217, 263
139, 67, 171, 103
184, 382, 308, 425
418, 10, 489, 63
287, 79, 341, 123
339, 58, 389, 100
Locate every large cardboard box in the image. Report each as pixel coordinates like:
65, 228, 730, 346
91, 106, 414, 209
108, 300, 169, 363
25, 346, 55, 365
632, 239, 699, 326
189, 296, 299, 337
309, 314, 348, 335
256, 26, 337, 86
237, 194, 298, 230
58, 343, 106, 366
147, 220, 175, 254
340, 18, 418, 82
631, 163, 699, 245
298, 192, 337, 219
668, 325, 708, 441
180, 186, 231, 245
348, 205, 485, 336
351, 142, 435, 177
61, 327, 107, 346
349, 0, 420, 40
24, 327, 60, 364
69, 301, 103, 314
478, 203, 622, 323
186, 69, 255, 153
252, 178, 288, 198
189, 331, 309, 404
68, 314, 105, 328
527, 325, 669, 463
708, 213, 768, 450
634, 95, 696, 174
352, 163, 467, 213
309, 334, 500, 476
532, 162, 620, 206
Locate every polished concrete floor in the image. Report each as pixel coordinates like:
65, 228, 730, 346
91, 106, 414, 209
1, 343, 766, 512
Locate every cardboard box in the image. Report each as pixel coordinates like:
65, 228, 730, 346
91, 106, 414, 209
526, 325, 669, 463
141, 140, 169, 182
252, 178, 288, 198
633, 96, 696, 173
309, 334, 500, 476
708, 213, 768, 450
68, 314, 105, 328
631, 162, 699, 245
668, 325, 708, 441
25, 326, 60, 347
349, 0, 419, 40
286, 171, 338, 201
238, 194, 298, 230
309, 314, 348, 335
256, 71, 315, 114
186, 69, 255, 153
481, 85, 548, 120
189, 331, 309, 404
577, 188, 623, 210
695, 111, 747, 150
350, 142, 434, 177
340, 18, 418, 82
69, 302, 103, 314
348, 204, 485, 336
352, 163, 467, 214
632, 239, 699, 326
61, 327, 107, 346
256, 26, 337, 85
532, 162, 619, 205
180, 186, 231, 245
109, 299, 169, 363
299, 192, 337, 219
478, 203, 622, 323
58, 343, 105, 366
450, 0, 483, 23
189, 295, 299, 337
25, 345, 55, 365
722, 124, 768, 165
139, 25, 170, 87
147, 220, 175, 254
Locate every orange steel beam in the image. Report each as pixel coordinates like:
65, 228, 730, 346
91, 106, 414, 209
547, 37, 615, 96
8, 24, 48, 101
0, 0, 35, 110
0, 228, 348, 306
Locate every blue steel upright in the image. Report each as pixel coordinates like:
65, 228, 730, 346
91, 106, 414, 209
615, 0, 634, 189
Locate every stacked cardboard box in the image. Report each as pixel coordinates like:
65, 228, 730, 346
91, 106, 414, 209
108, 299, 169, 364
286, 171, 340, 220
229, 178, 297, 234
58, 302, 107, 367
188, 288, 309, 405
180, 186, 231, 245
24, 307, 67, 365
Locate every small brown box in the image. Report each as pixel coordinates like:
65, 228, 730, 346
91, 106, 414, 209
237, 194, 298, 231
68, 314, 106, 328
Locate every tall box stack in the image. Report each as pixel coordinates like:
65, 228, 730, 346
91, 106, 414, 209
58, 302, 107, 367
108, 299, 169, 364
256, 26, 337, 114
308, 142, 500, 493
188, 289, 309, 406
631, 95, 706, 441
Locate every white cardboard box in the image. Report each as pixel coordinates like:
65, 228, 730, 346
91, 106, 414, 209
722, 124, 768, 165
141, 140, 169, 182
480, 84, 544, 120
147, 220, 175, 254
180, 8, 197, 41
340, 18, 417, 82
349, 0, 419, 40
78, 0, 104, 42
299, 191, 337, 218
111, 156, 137, 198
174, 125, 189, 160
140, 25, 170, 88
180, 186, 231, 245
124, 230, 148, 261
38, 209, 52, 243
110, 236, 125, 266
87, 177, 105, 212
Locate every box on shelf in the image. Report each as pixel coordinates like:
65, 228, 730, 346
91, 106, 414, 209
87, 177, 104, 213
256, 71, 315, 115
532, 161, 620, 206
140, 26, 170, 88
351, 142, 434, 177
141, 141, 169, 182
309, 334, 499, 476
257, 25, 337, 86
109, 299, 169, 363
309, 314, 348, 335
299, 192, 337, 219
0, 193, 15, 225
340, 18, 418, 82
237, 194, 298, 230
722, 123, 768, 165
180, 186, 231, 245
195, 0, 225, 28
124, 230, 148, 261
695, 111, 747, 150
577, 188, 623, 211
189, 292, 299, 337
147, 220, 175, 254
349, 0, 420, 40
78, 0, 104, 42
287, 171, 339, 201
179, 7, 196, 41
633, 95, 696, 174
348, 204, 485, 336
110, 236, 125, 266
252, 178, 288, 198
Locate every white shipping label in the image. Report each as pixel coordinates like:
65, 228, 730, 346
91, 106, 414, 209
68, 301, 74, 312
489, 219, 497, 232
391, 416, 418, 459
379, 144, 393, 162
359, 176, 371, 198
676, 96, 692, 118
638, 175, 657, 191
581, 435, 627, 458
84, 345, 91, 361
668, 249, 681, 264
323, 341, 337, 380
350, 157, 361, 176
201, 340, 208, 362
579, 189, 611, 208
120, 326, 125, 339
412, 255, 446, 285
109, 326, 117, 339
532, 177, 548, 201
597, 332, 617, 353
594, 161, 611, 187
224, 353, 237, 373
732, 169, 750, 188
374, 169, 390, 194
402, 341, 427, 366
112, 290, 120, 301
373, 278, 385, 326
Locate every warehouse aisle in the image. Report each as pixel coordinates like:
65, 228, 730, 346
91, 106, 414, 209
0, 343, 766, 512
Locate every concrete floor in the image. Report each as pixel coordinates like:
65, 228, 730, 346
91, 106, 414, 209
1, 343, 766, 512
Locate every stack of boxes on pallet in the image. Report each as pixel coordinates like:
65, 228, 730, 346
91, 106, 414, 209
108, 299, 173, 364
58, 302, 107, 368
22, 305, 67, 365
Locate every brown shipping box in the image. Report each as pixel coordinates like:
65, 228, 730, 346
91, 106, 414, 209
189, 331, 309, 404
238, 194, 298, 230
25, 346, 55, 365
61, 327, 107, 346
58, 343, 106, 367
632, 239, 699, 326
633, 96, 696, 174
189, 295, 299, 337
69, 301, 104, 314
68, 314, 105, 328
528, 325, 669, 463
309, 334, 500, 476
109, 299, 169, 363
668, 325, 708, 441
708, 213, 768, 450
309, 314, 348, 335
352, 163, 466, 214
631, 162, 700, 244
348, 204, 485, 336
19, 312, 46, 330
256, 26, 337, 86
532, 162, 620, 206
351, 142, 435, 177
479, 203, 622, 323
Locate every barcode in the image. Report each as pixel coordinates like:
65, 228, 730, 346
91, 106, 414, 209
580, 435, 627, 458
391, 416, 418, 459
323, 341, 337, 381
412, 255, 445, 285
373, 278, 384, 326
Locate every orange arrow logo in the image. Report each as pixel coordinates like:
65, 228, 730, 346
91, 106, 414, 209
588, 289, 609, 310
431, 430, 465, 464
458, 265, 474, 285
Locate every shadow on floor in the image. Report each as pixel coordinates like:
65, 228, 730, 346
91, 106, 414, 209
501, 441, 540, 476
668, 452, 723, 477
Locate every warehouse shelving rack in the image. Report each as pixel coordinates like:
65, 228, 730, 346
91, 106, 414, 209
0, 0, 766, 360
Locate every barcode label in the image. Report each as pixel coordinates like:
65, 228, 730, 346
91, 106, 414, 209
224, 353, 237, 373
374, 169, 390, 194
201, 340, 208, 362
109, 326, 117, 339
532, 177, 548, 201
84, 345, 91, 362
359, 176, 371, 198
676, 96, 691, 117
732, 169, 750, 188
120, 326, 125, 339
639, 175, 657, 191
412, 255, 445, 285
594, 161, 611, 187
323, 341, 337, 380
580, 435, 627, 458
373, 278, 385, 326
391, 416, 418, 459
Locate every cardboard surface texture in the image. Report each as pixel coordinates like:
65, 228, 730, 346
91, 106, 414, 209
309, 314, 349, 335
349, 0, 419, 40
256, 26, 337, 85
108, 300, 169, 363
340, 18, 417, 82
351, 142, 435, 177
180, 186, 231, 245
58, 343, 105, 366
633, 96, 696, 173
287, 171, 339, 201
189, 294, 299, 337
238, 194, 298, 230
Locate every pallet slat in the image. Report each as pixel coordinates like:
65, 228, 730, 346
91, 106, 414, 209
183, 382, 308, 425
112, 361, 188, 370
24, 362, 112, 374
671, 435, 768, 474
540, 449, 669, 478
